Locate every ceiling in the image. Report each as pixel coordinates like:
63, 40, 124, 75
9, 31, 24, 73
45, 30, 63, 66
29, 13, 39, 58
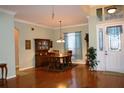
0, 5, 90, 27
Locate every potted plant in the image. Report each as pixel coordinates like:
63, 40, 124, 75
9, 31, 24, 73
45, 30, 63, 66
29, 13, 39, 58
86, 47, 98, 71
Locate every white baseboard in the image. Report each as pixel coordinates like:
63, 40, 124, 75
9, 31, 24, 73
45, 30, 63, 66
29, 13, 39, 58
72, 61, 86, 64
19, 66, 34, 71
7, 75, 16, 79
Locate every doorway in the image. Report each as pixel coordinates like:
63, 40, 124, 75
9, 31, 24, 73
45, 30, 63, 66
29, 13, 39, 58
97, 23, 124, 73
14, 28, 19, 72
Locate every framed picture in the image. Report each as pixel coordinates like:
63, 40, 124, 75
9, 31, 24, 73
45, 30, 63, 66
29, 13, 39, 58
25, 40, 31, 49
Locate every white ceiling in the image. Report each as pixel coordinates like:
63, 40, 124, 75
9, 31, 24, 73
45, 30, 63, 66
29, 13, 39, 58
0, 5, 89, 27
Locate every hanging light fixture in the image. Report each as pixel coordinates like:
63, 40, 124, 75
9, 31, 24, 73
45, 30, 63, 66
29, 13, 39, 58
52, 5, 55, 20
56, 20, 65, 43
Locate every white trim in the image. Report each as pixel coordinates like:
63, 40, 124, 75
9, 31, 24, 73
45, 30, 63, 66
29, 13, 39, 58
15, 18, 88, 29
7, 75, 16, 79
19, 66, 34, 71
72, 60, 86, 64
54, 23, 88, 29
15, 18, 53, 29
72, 62, 86, 64
0, 8, 16, 16
97, 18, 124, 25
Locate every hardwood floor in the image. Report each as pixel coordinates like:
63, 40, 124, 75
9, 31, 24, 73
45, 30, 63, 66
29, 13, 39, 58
0, 64, 124, 88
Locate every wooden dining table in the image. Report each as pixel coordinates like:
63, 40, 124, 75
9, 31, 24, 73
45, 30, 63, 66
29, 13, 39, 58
47, 54, 72, 70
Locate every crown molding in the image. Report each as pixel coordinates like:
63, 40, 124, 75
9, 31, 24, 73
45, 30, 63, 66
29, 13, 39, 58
15, 18, 88, 30
54, 23, 88, 29
15, 18, 53, 29
0, 8, 16, 16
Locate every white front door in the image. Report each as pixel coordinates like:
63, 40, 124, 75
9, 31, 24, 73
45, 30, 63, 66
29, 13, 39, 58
97, 23, 124, 73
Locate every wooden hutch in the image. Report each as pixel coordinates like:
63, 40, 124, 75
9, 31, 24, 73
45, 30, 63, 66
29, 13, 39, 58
34, 39, 52, 67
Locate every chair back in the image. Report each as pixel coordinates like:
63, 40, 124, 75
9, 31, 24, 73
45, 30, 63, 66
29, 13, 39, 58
67, 50, 72, 56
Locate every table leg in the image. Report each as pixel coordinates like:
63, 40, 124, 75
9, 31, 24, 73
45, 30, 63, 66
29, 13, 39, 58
5, 66, 8, 80
1, 67, 4, 80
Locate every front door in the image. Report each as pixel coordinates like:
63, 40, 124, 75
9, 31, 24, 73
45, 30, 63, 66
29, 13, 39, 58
97, 23, 124, 73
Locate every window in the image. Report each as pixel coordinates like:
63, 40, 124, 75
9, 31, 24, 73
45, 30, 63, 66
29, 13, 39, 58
99, 29, 103, 51
107, 25, 122, 51
64, 32, 82, 61
96, 8, 103, 21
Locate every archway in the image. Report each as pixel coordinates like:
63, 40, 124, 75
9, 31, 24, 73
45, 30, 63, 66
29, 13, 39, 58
14, 28, 19, 73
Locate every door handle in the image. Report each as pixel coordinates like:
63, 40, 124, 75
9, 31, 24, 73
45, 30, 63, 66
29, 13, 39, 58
105, 51, 108, 55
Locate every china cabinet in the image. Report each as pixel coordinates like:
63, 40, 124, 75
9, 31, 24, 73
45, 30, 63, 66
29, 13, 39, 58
34, 39, 52, 67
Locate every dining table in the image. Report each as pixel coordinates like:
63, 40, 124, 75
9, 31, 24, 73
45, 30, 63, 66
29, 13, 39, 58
47, 54, 72, 70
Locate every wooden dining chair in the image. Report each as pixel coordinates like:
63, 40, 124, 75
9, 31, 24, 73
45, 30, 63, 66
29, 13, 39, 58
67, 50, 72, 66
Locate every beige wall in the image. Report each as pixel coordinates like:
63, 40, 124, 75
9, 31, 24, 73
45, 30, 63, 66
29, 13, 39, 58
0, 11, 16, 78
15, 21, 54, 70
53, 25, 88, 63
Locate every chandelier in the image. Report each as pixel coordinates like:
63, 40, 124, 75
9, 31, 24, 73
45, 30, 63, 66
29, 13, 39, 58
56, 20, 65, 43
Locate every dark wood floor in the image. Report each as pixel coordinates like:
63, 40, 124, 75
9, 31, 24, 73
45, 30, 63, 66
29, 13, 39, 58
0, 64, 124, 88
